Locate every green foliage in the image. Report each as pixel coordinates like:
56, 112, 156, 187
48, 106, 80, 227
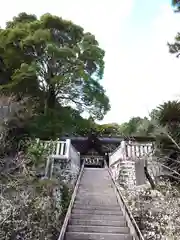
0, 11, 112, 240
26, 107, 97, 138
0, 12, 110, 120
26, 140, 48, 166
27, 109, 64, 139
96, 123, 121, 136
6, 12, 37, 28
150, 101, 180, 141
155, 101, 180, 141
115, 117, 153, 136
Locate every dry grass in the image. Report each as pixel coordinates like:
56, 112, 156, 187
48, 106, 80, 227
0, 140, 78, 240
121, 181, 180, 240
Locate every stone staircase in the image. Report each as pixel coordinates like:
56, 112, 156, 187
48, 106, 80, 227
65, 168, 133, 240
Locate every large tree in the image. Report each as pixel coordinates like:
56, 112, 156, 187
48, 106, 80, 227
0, 12, 110, 120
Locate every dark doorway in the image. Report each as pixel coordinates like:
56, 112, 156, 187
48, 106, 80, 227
81, 132, 105, 168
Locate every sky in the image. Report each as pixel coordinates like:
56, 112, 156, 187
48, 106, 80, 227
0, 0, 180, 124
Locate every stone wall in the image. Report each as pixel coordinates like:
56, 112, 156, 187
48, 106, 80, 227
110, 141, 154, 189
118, 160, 136, 189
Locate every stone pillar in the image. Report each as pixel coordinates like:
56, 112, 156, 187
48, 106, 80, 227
105, 153, 109, 167
135, 159, 146, 185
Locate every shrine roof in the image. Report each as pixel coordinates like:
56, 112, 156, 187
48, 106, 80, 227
61, 135, 155, 143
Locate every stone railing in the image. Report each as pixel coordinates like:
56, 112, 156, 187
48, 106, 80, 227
68, 141, 80, 175
37, 139, 68, 159
36, 139, 80, 179
109, 140, 154, 188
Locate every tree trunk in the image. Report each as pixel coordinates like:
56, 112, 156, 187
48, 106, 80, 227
144, 166, 156, 189
44, 83, 56, 116
47, 84, 56, 109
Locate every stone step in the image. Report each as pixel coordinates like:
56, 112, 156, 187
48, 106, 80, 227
74, 199, 118, 205
74, 200, 119, 206
77, 194, 116, 198
77, 190, 115, 194
69, 218, 127, 227
80, 175, 109, 178
82, 171, 108, 174
71, 213, 124, 221
79, 183, 112, 186
67, 225, 129, 234
76, 195, 117, 199
76, 193, 116, 197
77, 188, 114, 195
81, 175, 108, 177
78, 188, 114, 192
79, 183, 110, 185
79, 182, 112, 185
83, 168, 105, 170
79, 182, 111, 185
82, 175, 108, 177
72, 209, 123, 215
80, 182, 112, 184
80, 185, 113, 187
63, 168, 133, 240
79, 183, 112, 185
81, 175, 110, 177
73, 204, 121, 211
83, 170, 107, 172
75, 194, 117, 198
75, 198, 118, 204
65, 232, 132, 240
76, 194, 117, 198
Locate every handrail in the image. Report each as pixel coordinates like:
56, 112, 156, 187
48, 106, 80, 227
70, 143, 79, 155
109, 143, 122, 157
57, 161, 85, 240
105, 161, 144, 240
69, 143, 80, 160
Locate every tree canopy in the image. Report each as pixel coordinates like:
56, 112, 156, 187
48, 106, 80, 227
0, 12, 110, 120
